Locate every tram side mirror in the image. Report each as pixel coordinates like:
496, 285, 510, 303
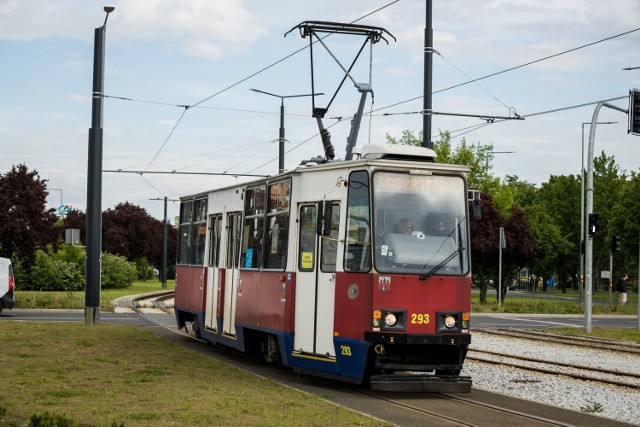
316, 201, 333, 236
468, 190, 482, 220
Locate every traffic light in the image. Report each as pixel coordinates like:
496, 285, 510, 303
588, 213, 599, 236
630, 89, 640, 136
611, 235, 621, 252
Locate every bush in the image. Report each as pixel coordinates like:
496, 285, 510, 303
14, 245, 137, 291
17, 248, 84, 291
101, 253, 136, 289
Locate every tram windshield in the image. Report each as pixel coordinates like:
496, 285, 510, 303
372, 171, 469, 276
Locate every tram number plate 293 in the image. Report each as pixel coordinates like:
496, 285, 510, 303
340, 345, 352, 356
410, 313, 430, 324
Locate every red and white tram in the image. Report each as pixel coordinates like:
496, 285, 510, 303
175, 143, 473, 392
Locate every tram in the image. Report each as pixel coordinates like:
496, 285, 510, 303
175, 143, 474, 392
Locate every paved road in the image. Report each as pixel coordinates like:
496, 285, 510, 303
3, 309, 638, 331
473, 312, 639, 329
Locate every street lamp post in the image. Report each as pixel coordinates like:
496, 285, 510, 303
85, 6, 114, 326
250, 89, 323, 174
580, 121, 616, 306
584, 103, 627, 333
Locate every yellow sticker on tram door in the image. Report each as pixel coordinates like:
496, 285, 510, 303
301, 252, 313, 269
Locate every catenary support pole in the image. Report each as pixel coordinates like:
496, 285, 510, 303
85, 8, 114, 326
162, 196, 168, 289
422, 0, 433, 149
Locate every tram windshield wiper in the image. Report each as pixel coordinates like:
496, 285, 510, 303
419, 218, 465, 281
419, 245, 464, 281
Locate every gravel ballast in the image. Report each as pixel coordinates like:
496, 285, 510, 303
461, 331, 640, 425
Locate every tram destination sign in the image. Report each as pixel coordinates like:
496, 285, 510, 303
374, 173, 461, 194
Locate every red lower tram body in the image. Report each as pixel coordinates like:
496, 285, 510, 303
175, 265, 471, 392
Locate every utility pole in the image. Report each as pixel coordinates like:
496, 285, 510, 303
150, 197, 179, 289
85, 6, 114, 326
250, 89, 322, 173
422, 0, 433, 149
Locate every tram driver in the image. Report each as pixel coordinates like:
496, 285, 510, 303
394, 218, 413, 235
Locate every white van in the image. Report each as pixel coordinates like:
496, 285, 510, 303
0, 257, 16, 314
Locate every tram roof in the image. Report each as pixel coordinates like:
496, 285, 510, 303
179, 144, 470, 200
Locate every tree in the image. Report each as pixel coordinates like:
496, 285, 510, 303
607, 171, 639, 283
592, 151, 627, 284
470, 194, 534, 303
533, 174, 581, 291
0, 164, 58, 266
63, 202, 178, 274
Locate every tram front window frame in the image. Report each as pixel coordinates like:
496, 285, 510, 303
372, 171, 469, 276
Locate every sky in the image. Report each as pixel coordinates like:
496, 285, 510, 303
1, 0, 640, 223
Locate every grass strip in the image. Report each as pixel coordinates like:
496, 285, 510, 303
0, 322, 384, 426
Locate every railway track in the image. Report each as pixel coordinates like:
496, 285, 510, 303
129, 291, 206, 343
478, 328, 640, 355
348, 388, 576, 426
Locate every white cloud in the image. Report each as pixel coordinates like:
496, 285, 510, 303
0, 0, 269, 60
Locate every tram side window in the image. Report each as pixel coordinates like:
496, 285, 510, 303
321, 202, 340, 272
241, 186, 266, 269
226, 213, 242, 270
178, 200, 193, 265
264, 180, 291, 270
345, 171, 371, 272
298, 205, 317, 272
208, 215, 222, 268
191, 198, 207, 265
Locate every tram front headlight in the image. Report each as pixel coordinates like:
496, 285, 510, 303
384, 312, 397, 327
444, 315, 457, 329
437, 312, 462, 333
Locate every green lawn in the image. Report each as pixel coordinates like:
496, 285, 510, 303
472, 288, 638, 315
0, 322, 384, 427
15, 280, 175, 311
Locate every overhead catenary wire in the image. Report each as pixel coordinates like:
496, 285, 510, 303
108, 1, 401, 178
109, 11, 638, 183
437, 95, 629, 142
373, 26, 640, 114
244, 117, 348, 174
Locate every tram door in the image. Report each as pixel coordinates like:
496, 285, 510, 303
204, 214, 222, 331
222, 212, 242, 336
294, 202, 340, 357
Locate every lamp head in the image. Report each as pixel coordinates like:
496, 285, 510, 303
102, 6, 115, 26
